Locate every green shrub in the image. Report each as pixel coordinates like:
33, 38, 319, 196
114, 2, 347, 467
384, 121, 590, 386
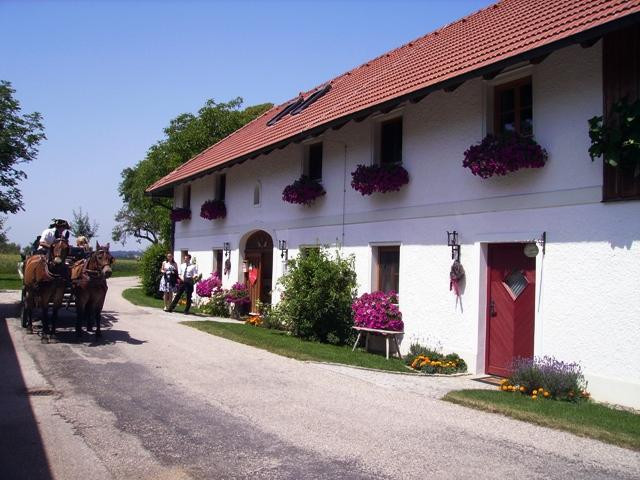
278, 247, 357, 344
257, 301, 286, 330
139, 243, 168, 298
199, 290, 230, 317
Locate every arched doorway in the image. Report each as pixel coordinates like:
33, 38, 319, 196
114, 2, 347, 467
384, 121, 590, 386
243, 230, 273, 313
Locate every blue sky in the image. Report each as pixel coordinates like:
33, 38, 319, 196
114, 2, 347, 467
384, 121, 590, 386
1, 0, 493, 250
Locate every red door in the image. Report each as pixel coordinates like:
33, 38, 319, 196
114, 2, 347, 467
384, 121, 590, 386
486, 243, 536, 377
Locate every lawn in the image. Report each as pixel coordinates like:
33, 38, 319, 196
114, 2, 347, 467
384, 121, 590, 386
443, 389, 640, 451
0, 253, 21, 290
122, 287, 202, 314
111, 258, 139, 277
183, 320, 412, 373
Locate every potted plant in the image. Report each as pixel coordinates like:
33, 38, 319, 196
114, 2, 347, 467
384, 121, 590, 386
282, 175, 326, 206
352, 291, 404, 331
588, 98, 640, 176
351, 164, 409, 195
170, 207, 191, 222
462, 133, 548, 178
200, 199, 227, 220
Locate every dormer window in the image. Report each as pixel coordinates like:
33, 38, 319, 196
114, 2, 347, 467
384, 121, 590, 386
378, 117, 403, 165
494, 77, 532, 136
304, 143, 323, 182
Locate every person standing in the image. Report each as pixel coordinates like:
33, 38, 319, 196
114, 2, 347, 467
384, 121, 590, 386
159, 252, 179, 311
167, 254, 199, 314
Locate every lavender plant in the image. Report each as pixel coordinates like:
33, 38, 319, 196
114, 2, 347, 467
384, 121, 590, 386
510, 356, 587, 400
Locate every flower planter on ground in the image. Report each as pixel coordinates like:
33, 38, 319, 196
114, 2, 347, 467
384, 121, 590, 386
352, 291, 403, 331
350, 164, 409, 195
462, 133, 548, 178
170, 208, 191, 222
282, 176, 326, 206
200, 200, 227, 220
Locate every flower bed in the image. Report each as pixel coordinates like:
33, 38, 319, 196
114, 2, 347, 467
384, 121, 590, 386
195, 273, 222, 297
200, 200, 227, 220
404, 342, 467, 374
463, 133, 547, 178
170, 207, 191, 222
282, 176, 326, 205
350, 164, 409, 195
225, 282, 250, 306
352, 291, 403, 331
499, 356, 589, 401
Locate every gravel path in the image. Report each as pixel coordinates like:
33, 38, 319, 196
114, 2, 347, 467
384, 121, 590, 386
1, 278, 638, 479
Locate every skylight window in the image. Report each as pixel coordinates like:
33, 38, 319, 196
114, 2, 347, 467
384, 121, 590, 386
267, 84, 331, 126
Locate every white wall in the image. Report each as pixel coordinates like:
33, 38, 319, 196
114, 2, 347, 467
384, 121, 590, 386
172, 42, 640, 408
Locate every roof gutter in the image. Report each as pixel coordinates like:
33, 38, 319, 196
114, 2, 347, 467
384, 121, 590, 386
146, 11, 640, 198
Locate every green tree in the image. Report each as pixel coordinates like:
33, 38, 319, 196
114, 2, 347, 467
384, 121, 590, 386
70, 207, 99, 241
113, 98, 272, 245
0, 216, 20, 254
0, 80, 46, 214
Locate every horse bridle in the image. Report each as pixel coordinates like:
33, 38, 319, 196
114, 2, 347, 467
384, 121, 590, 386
83, 248, 113, 278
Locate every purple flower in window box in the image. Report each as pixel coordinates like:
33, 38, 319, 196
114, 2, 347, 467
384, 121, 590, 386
282, 176, 326, 206
170, 207, 191, 222
463, 133, 548, 179
350, 164, 409, 195
352, 291, 404, 331
200, 199, 227, 220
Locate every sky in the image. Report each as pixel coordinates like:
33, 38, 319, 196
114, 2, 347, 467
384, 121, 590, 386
1, 0, 494, 250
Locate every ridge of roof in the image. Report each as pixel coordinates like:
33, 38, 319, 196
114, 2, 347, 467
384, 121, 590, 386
148, 0, 640, 195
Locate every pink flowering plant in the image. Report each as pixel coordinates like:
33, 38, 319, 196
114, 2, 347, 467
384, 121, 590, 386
282, 176, 326, 206
352, 291, 404, 331
463, 133, 548, 179
200, 200, 227, 220
225, 282, 250, 306
351, 164, 409, 195
195, 272, 222, 298
170, 207, 191, 222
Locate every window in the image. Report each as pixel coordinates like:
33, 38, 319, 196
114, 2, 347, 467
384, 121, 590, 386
213, 249, 223, 277
374, 246, 400, 293
494, 77, 532, 136
215, 174, 226, 201
182, 185, 191, 209
304, 143, 323, 181
253, 181, 261, 206
379, 117, 403, 165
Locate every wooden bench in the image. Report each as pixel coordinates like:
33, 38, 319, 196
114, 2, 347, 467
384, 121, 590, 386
352, 326, 403, 360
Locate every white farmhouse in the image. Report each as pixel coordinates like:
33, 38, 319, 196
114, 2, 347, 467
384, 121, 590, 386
148, 0, 640, 408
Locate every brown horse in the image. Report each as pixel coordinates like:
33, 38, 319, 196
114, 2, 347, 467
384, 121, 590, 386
22, 238, 70, 339
71, 242, 114, 337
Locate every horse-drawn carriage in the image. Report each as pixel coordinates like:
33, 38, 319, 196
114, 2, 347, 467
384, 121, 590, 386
19, 238, 114, 341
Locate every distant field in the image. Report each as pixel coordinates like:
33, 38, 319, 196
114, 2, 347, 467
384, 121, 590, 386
0, 253, 20, 290
112, 258, 139, 277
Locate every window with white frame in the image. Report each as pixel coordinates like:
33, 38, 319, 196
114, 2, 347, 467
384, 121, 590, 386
373, 245, 400, 293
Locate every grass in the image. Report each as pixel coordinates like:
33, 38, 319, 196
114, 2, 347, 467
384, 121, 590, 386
443, 389, 640, 451
111, 258, 139, 277
0, 253, 20, 290
122, 286, 202, 314
183, 320, 412, 373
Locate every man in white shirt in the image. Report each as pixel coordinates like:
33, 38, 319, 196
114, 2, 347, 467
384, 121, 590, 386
167, 254, 199, 314
37, 219, 70, 252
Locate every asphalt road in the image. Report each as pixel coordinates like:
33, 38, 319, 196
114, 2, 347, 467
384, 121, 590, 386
1, 277, 639, 479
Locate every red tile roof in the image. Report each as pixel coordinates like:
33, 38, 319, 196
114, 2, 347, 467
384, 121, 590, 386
148, 0, 640, 195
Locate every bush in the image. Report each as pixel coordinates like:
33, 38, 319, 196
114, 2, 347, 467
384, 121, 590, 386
508, 356, 588, 401
278, 247, 357, 344
257, 301, 286, 330
139, 243, 168, 298
352, 291, 403, 331
404, 341, 467, 374
199, 290, 230, 317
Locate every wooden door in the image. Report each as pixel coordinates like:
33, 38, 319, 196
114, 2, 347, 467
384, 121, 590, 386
245, 254, 261, 314
486, 243, 536, 377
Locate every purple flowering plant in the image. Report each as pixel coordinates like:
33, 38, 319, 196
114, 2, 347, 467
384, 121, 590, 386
195, 272, 222, 298
170, 207, 191, 222
282, 176, 326, 206
352, 291, 404, 331
351, 164, 409, 195
509, 356, 587, 400
225, 282, 251, 306
200, 200, 227, 220
463, 133, 548, 179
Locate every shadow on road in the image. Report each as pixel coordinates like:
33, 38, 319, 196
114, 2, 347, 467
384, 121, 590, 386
0, 301, 53, 480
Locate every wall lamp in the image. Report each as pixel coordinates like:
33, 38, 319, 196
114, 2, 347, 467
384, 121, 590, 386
447, 230, 461, 261
223, 242, 231, 257
278, 240, 288, 259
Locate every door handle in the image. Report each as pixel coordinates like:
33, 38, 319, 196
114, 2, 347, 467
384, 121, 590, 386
489, 300, 497, 317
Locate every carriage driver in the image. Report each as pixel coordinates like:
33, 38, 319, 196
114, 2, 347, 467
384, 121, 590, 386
36, 219, 70, 253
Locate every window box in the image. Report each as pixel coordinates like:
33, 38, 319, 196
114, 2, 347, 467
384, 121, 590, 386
462, 133, 547, 179
351, 164, 409, 195
170, 208, 191, 222
200, 199, 227, 220
282, 176, 326, 206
